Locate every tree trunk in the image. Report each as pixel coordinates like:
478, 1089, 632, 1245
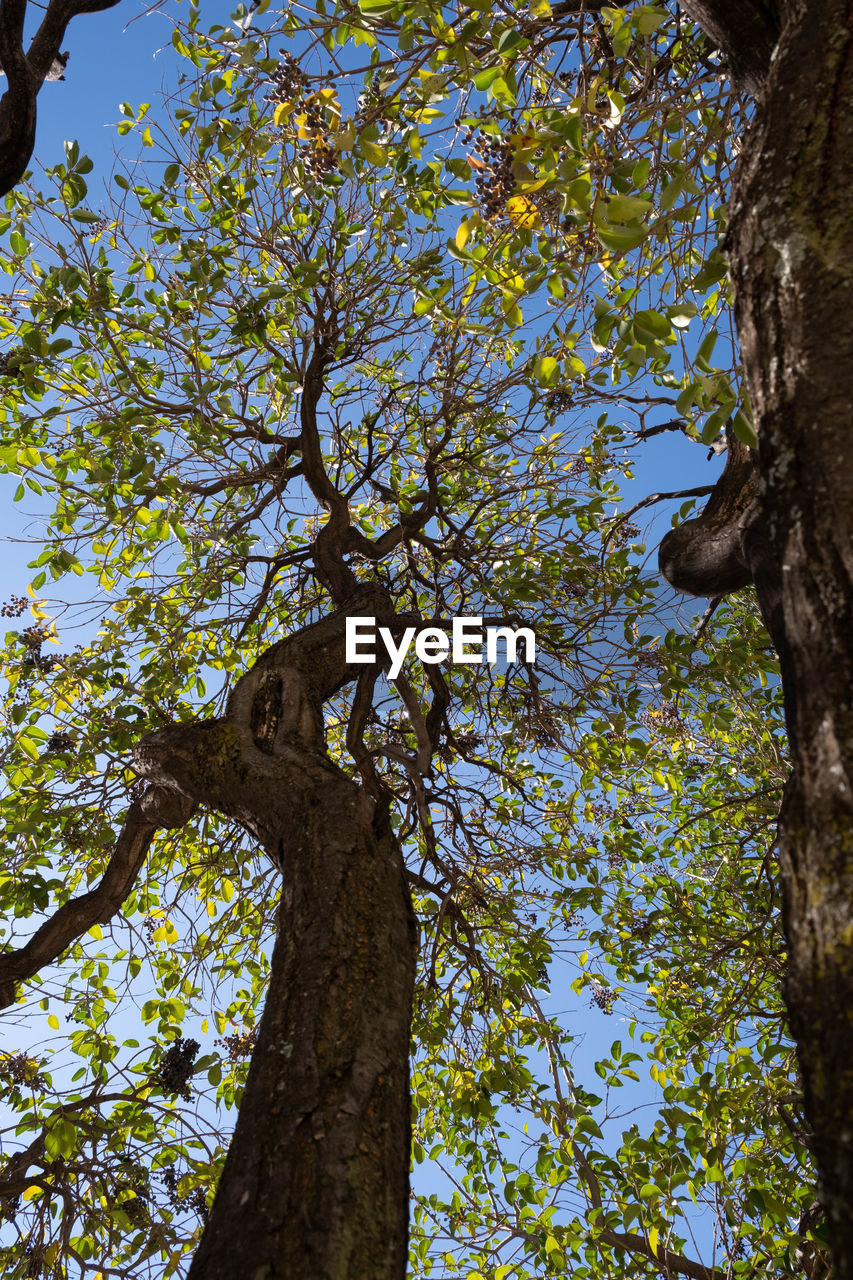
667, 1, 853, 1270
136, 591, 418, 1279
187, 775, 415, 1280
727, 3, 853, 1266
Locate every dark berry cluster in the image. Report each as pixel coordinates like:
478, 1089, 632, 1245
24, 1244, 45, 1279
639, 701, 687, 734
304, 137, 338, 181
472, 134, 516, 219
21, 626, 47, 650
154, 1038, 200, 1101
267, 53, 337, 180
115, 1156, 150, 1226
0, 1052, 48, 1089
0, 350, 23, 379
0, 1192, 19, 1221
266, 52, 308, 102
545, 388, 573, 415
46, 732, 73, 752
1, 594, 27, 618
17, 626, 64, 676
634, 649, 667, 671
215, 1028, 257, 1063
355, 73, 383, 125
589, 982, 613, 1014
532, 187, 563, 224
20, 652, 61, 676
610, 520, 641, 548
162, 1165, 209, 1222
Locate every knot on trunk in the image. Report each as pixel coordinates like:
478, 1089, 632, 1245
658, 429, 760, 598
139, 784, 197, 829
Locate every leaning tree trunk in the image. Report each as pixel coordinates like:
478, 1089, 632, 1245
136, 588, 417, 1280
664, 1, 853, 1271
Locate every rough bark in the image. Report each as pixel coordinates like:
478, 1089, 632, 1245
135, 585, 418, 1280
665, 1, 853, 1272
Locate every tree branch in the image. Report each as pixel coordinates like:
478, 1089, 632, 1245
0, 786, 195, 1008
0, 0, 123, 196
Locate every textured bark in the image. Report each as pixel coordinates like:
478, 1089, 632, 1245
666, 2, 853, 1271
726, 3, 853, 1268
135, 586, 417, 1280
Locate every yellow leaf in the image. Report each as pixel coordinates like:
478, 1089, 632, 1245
456, 220, 470, 250
47, 1014, 59, 1030
648, 1226, 660, 1257
273, 101, 295, 127
360, 139, 387, 165
207, 901, 216, 918
506, 195, 542, 229
201, 1018, 209, 1035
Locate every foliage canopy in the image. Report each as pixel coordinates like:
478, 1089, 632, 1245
0, 3, 820, 1278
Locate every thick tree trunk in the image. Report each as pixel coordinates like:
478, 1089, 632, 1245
187, 774, 415, 1280
666, 1, 853, 1270
726, 3, 853, 1267
136, 590, 418, 1279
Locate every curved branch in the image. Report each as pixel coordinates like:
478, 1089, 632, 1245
0, 0, 35, 196
606, 484, 715, 550
0, 786, 195, 1009
0, 0, 123, 196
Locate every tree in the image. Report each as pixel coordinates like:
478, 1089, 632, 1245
302, 0, 853, 1271
0, 44, 658, 1273
0, 3, 838, 1279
